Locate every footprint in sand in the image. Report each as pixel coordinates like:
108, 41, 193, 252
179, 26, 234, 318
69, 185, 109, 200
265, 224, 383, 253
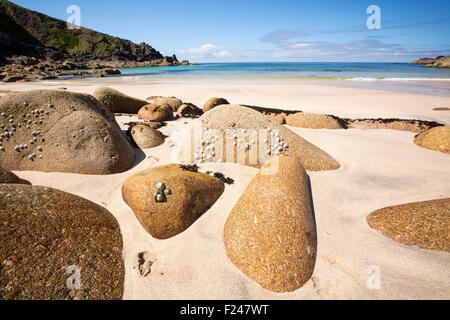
134, 252, 157, 277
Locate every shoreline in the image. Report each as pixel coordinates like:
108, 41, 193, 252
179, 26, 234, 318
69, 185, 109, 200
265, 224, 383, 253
1, 79, 449, 122
4, 75, 450, 97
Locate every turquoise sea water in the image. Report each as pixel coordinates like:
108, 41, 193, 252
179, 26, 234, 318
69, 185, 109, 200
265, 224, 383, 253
61, 62, 450, 96
116, 62, 450, 81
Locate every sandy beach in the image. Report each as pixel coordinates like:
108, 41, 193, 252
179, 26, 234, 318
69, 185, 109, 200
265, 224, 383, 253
1, 79, 449, 300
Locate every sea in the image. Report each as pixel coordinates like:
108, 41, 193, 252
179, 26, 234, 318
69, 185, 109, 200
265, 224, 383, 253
66, 62, 450, 96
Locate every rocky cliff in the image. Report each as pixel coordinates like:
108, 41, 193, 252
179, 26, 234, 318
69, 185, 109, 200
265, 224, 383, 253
411, 56, 450, 69
0, 0, 188, 82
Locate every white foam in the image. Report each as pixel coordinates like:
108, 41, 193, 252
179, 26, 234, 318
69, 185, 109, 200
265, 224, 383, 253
347, 77, 450, 82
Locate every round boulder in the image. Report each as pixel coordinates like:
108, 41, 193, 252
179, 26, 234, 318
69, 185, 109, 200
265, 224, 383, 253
138, 103, 174, 122
0, 184, 125, 299
203, 97, 230, 112
0, 90, 135, 175
367, 198, 450, 252
224, 156, 317, 292
154, 97, 183, 112
93, 87, 148, 114
130, 124, 165, 149
414, 126, 450, 154
122, 164, 225, 239
286, 112, 344, 129
265, 112, 287, 125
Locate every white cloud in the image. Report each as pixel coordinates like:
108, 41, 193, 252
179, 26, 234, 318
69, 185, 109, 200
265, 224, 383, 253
176, 40, 449, 62
177, 43, 239, 61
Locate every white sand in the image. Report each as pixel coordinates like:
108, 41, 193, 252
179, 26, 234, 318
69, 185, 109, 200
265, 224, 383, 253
1, 80, 449, 299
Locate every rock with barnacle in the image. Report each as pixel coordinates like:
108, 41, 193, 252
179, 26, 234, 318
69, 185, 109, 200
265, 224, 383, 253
129, 123, 165, 149
138, 103, 174, 122
93, 87, 148, 114
153, 97, 183, 113
178, 103, 203, 118
203, 97, 230, 112
178, 104, 340, 171
122, 164, 225, 239
0, 184, 124, 299
224, 156, 317, 292
0, 90, 135, 174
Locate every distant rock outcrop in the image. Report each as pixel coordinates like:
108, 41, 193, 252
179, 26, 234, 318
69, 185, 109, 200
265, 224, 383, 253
411, 56, 450, 69
410, 58, 436, 65
122, 164, 225, 239
0, 184, 125, 299
0, 90, 136, 174
224, 156, 317, 292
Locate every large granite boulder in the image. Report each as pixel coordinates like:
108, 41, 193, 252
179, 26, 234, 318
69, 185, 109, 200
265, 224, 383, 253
203, 97, 229, 112
178, 104, 340, 171
286, 112, 344, 129
138, 103, 174, 121
414, 126, 450, 154
224, 156, 317, 292
367, 198, 450, 252
122, 164, 225, 239
93, 87, 148, 113
0, 184, 125, 299
0, 90, 135, 174
0, 167, 23, 184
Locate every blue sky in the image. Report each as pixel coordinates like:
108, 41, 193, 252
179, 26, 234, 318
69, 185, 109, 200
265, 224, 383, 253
11, 0, 450, 62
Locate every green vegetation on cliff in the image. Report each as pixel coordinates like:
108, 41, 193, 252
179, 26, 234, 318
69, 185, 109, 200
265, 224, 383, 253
0, 0, 163, 58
